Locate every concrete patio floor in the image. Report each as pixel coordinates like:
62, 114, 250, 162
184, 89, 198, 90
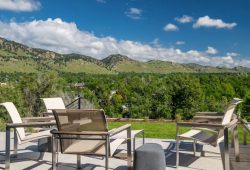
0, 132, 242, 170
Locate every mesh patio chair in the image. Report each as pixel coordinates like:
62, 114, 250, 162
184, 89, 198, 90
1, 102, 55, 170
51, 109, 132, 170
42, 97, 145, 151
176, 98, 243, 169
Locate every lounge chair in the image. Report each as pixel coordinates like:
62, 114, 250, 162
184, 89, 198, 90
51, 109, 132, 170
41, 97, 66, 113
176, 98, 243, 169
1, 102, 55, 170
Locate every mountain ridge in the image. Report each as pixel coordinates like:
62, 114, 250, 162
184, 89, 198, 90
0, 37, 249, 74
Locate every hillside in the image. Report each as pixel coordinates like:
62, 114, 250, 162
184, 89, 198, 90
0, 37, 113, 74
184, 63, 238, 73
101, 54, 136, 69
111, 60, 193, 73
0, 37, 250, 74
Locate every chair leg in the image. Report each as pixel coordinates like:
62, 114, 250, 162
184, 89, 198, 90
133, 135, 136, 154
201, 150, 205, 157
142, 130, 145, 145
224, 127, 230, 170
52, 135, 57, 170
77, 155, 81, 169
193, 140, 196, 156
243, 126, 247, 145
231, 128, 235, 148
176, 136, 180, 168
13, 128, 18, 158
5, 126, 11, 170
56, 138, 59, 166
105, 136, 109, 170
127, 127, 132, 170
233, 125, 240, 162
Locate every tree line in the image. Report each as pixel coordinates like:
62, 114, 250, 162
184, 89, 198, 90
0, 72, 250, 123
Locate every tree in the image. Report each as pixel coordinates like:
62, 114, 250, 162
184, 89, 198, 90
18, 71, 64, 116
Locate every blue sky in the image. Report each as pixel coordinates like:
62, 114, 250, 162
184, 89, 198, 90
0, 0, 249, 67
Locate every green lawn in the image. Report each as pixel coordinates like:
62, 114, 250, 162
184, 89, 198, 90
108, 121, 250, 143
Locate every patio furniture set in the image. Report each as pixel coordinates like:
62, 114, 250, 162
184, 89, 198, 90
0, 97, 247, 170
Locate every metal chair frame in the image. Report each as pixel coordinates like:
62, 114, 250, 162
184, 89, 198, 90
50, 109, 132, 170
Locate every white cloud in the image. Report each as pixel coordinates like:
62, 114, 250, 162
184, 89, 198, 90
193, 16, 237, 29
235, 59, 250, 68
226, 52, 239, 57
0, 18, 248, 67
163, 23, 179, 32
125, 7, 142, 20
176, 41, 185, 45
206, 46, 218, 55
0, 0, 40, 12
175, 15, 193, 23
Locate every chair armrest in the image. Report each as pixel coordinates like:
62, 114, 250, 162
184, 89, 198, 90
6, 122, 56, 128
177, 122, 223, 129
196, 112, 224, 116
193, 115, 223, 123
50, 130, 109, 136
241, 119, 249, 124
225, 119, 239, 128
241, 119, 250, 132
22, 117, 55, 123
109, 124, 131, 137
177, 119, 238, 129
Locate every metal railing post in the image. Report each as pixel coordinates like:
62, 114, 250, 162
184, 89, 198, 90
78, 96, 81, 109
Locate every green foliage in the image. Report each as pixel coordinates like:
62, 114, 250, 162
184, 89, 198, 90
0, 71, 65, 121
61, 72, 249, 120
0, 72, 250, 121
18, 71, 65, 116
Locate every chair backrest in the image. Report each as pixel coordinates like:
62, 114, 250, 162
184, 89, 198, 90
215, 98, 243, 145
221, 98, 243, 125
0, 102, 25, 143
52, 109, 108, 153
42, 97, 66, 113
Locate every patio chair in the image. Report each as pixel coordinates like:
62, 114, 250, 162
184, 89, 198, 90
176, 98, 243, 169
51, 109, 132, 170
42, 97, 145, 151
1, 102, 55, 170
41, 97, 66, 114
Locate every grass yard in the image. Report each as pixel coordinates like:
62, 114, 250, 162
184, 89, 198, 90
108, 121, 250, 143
